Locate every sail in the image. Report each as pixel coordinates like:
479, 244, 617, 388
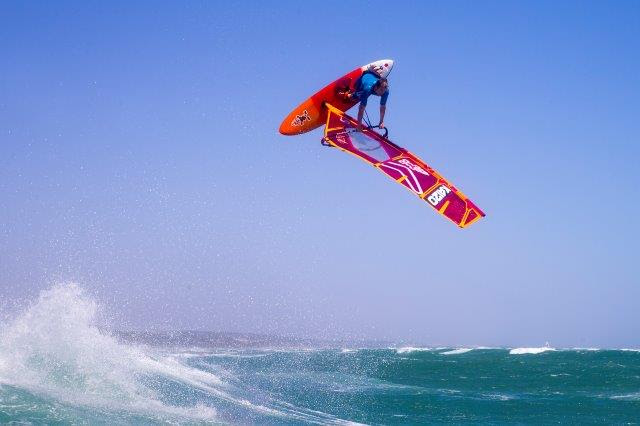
322, 103, 485, 228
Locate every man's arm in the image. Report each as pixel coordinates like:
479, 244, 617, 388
357, 104, 366, 131
379, 90, 389, 128
379, 105, 386, 128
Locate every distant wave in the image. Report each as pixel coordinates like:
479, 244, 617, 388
395, 347, 434, 354
441, 348, 473, 355
481, 392, 516, 401
610, 392, 640, 401
510, 347, 555, 355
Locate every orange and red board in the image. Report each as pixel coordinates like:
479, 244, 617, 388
279, 60, 394, 135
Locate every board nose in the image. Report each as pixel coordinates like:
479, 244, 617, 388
370, 59, 394, 78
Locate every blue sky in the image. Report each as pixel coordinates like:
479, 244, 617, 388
1, 1, 639, 347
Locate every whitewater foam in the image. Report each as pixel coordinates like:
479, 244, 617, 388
510, 347, 556, 355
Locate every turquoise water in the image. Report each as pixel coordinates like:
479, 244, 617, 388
1, 285, 639, 424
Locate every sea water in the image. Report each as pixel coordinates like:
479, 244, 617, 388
1, 284, 638, 424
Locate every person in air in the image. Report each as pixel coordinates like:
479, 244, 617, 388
340, 65, 389, 132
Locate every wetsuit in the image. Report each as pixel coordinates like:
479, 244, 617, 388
354, 72, 389, 106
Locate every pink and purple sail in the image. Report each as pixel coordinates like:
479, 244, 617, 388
322, 103, 485, 228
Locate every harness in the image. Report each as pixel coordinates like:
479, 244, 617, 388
355, 70, 381, 92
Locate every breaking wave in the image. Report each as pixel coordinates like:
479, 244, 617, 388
0, 283, 221, 422
0, 283, 356, 424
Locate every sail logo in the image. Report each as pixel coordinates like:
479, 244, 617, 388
398, 159, 429, 176
427, 185, 451, 206
335, 133, 348, 145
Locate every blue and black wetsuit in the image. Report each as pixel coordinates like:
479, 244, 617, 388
354, 72, 389, 106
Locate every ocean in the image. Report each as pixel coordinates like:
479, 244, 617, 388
1, 284, 639, 424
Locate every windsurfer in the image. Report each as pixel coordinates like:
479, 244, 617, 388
339, 66, 389, 132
